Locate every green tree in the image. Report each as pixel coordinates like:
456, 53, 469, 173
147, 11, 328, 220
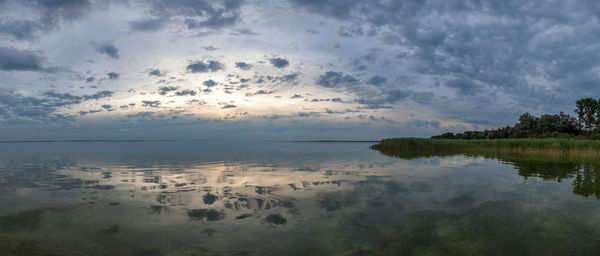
510, 113, 538, 138
575, 98, 598, 131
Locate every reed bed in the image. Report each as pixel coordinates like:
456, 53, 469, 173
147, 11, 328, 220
370, 138, 600, 157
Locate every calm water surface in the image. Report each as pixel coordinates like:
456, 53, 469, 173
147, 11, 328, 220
1, 141, 600, 255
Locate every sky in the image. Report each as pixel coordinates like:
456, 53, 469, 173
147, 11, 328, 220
1, 0, 600, 140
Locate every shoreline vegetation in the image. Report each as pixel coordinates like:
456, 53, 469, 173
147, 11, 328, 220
370, 138, 600, 157
371, 97, 600, 157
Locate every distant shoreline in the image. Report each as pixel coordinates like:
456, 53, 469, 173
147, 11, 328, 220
0, 139, 175, 143
0, 140, 378, 143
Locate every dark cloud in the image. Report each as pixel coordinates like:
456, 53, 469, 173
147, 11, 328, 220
336, 24, 363, 38
406, 119, 441, 130
357, 115, 396, 123
350, 48, 380, 71
187, 60, 224, 73
316, 71, 358, 88
0, 20, 46, 41
149, 0, 244, 30
290, 94, 303, 99
366, 75, 386, 87
297, 112, 320, 117
444, 78, 481, 95
0, 47, 47, 72
158, 86, 178, 95
142, 100, 161, 108
43, 91, 81, 102
203, 79, 217, 87
175, 89, 197, 96
95, 43, 119, 59
148, 68, 164, 76
324, 108, 357, 114
256, 90, 272, 95
269, 58, 289, 68
235, 61, 252, 70
101, 104, 113, 111
124, 110, 185, 121
79, 109, 103, 116
278, 73, 299, 82
288, 0, 357, 19
0, 89, 113, 124
305, 29, 319, 35
410, 91, 435, 105
0, 0, 92, 40
85, 77, 95, 82
44, 90, 114, 102
128, 18, 166, 31
355, 89, 413, 109
221, 104, 237, 109
107, 72, 119, 80
83, 91, 114, 100
290, 0, 600, 114
202, 46, 218, 51
230, 28, 260, 36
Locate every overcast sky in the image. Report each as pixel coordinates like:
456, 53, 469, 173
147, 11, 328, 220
1, 0, 599, 140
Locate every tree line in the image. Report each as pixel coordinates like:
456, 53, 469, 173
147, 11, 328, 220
432, 97, 600, 139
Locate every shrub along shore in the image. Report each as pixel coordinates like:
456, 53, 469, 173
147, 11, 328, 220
370, 138, 600, 156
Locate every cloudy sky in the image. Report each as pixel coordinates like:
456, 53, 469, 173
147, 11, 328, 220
1, 0, 599, 140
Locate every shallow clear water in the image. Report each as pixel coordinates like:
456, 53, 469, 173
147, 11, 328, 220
1, 141, 600, 255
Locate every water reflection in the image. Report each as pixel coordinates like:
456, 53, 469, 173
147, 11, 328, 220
376, 148, 600, 199
1, 142, 600, 255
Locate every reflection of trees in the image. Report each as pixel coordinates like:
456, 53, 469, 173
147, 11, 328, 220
573, 164, 600, 198
373, 148, 600, 199
513, 161, 600, 199
513, 161, 580, 182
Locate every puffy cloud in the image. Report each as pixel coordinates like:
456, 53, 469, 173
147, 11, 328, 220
366, 75, 386, 87
0, 0, 92, 40
316, 71, 357, 88
187, 60, 224, 73
101, 104, 113, 111
95, 43, 119, 59
107, 72, 119, 80
269, 57, 289, 68
142, 100, 161, 108
235, 61, 252, 70
0, 47, 48, 72
336, 24, 364, 38
278, 73, 299, 82
148, 69, 164, 76
0, 89, 113, 124
175, 89, 197, 96
44, 90, 114, 101
444, 78, 481, 95
355, 89, 413, 109
148, 0, 245, 30
203, 79, 217, 87
158, 86, 178, 95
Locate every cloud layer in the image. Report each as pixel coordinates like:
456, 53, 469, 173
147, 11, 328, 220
0, 0, 598, 139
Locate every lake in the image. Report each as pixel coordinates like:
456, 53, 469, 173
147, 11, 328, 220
1, 141, 599, 255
